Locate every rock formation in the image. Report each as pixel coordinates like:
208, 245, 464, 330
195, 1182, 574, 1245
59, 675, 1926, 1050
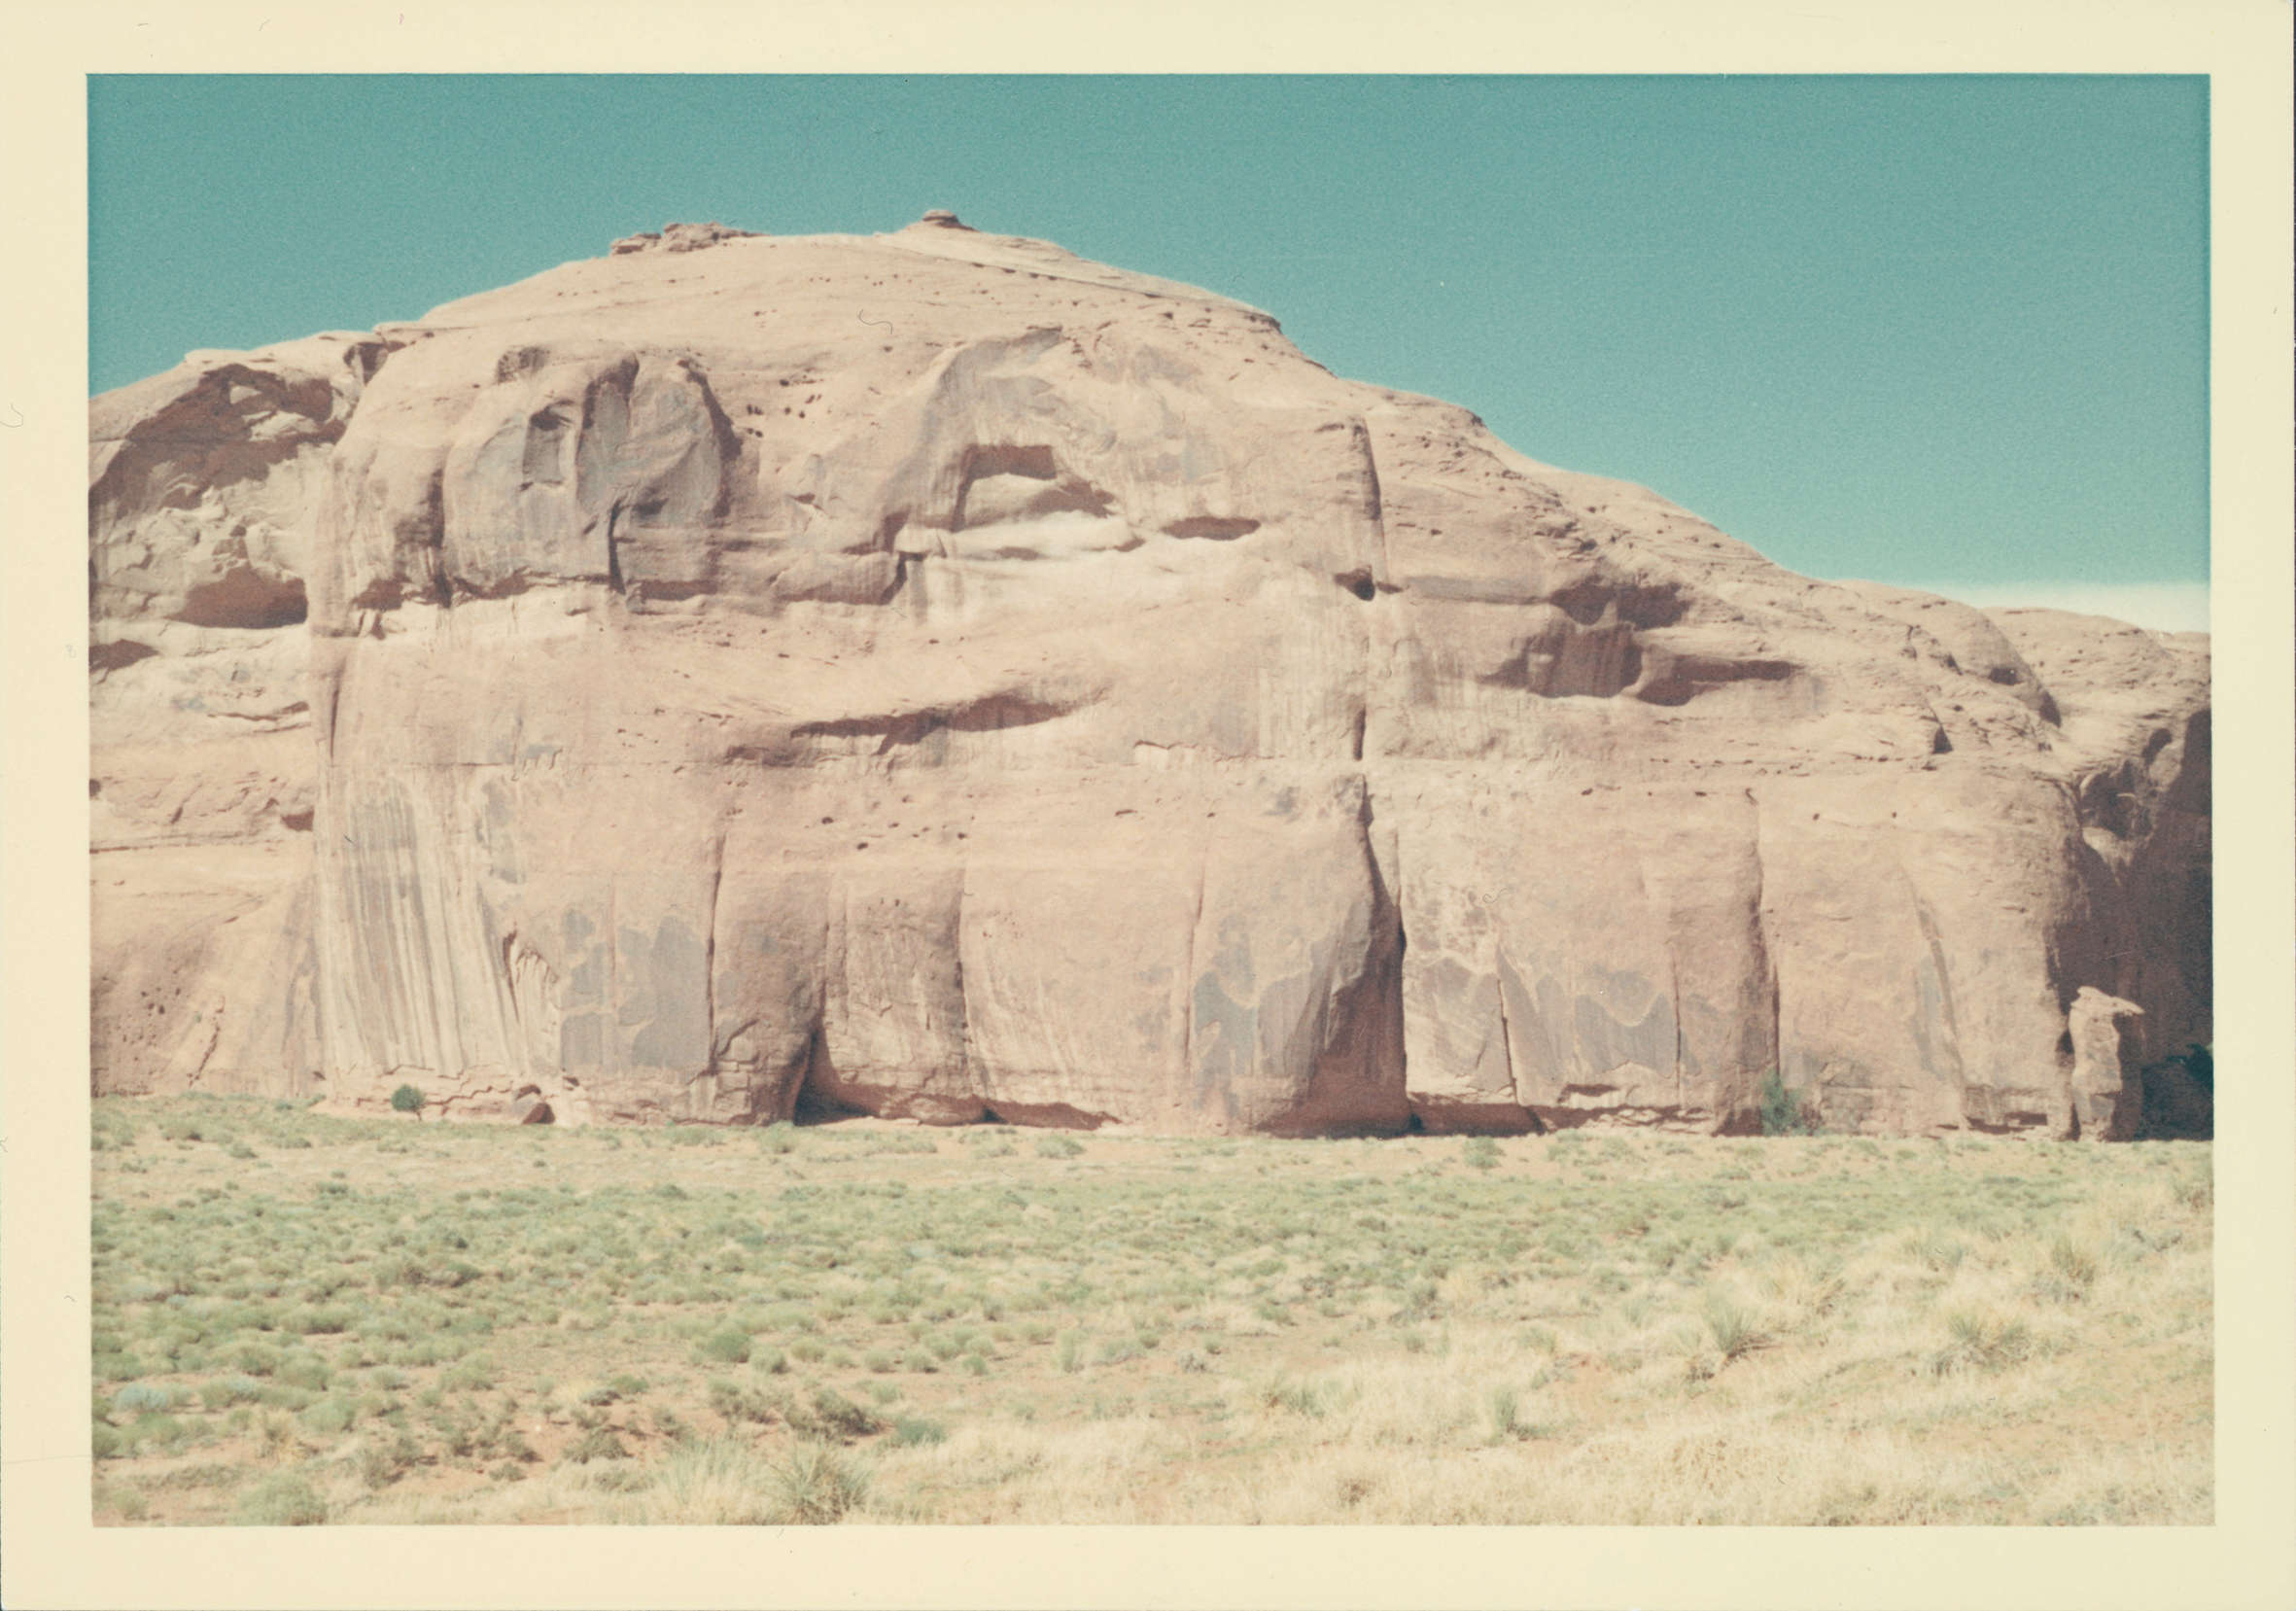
2063, 986, 2146, 1142
87, 215, 2212, 1136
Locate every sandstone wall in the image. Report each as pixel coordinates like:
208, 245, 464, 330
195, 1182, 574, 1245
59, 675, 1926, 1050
88, 218, 2210, 1136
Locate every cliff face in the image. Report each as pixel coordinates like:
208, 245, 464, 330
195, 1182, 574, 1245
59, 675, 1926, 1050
87, 216, 2211, 1136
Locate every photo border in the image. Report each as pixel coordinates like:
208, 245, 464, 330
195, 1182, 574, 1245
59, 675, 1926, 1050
6, 5, 2289, 1607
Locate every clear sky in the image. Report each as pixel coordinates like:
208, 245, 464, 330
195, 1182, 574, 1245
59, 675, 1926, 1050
88, 75, 2209, 621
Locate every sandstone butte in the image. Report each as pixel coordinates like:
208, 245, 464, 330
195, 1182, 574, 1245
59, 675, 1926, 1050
87, 214, 2212, 1141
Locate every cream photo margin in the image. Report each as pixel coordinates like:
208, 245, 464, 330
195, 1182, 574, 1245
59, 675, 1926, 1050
4, 4, 2289, 1607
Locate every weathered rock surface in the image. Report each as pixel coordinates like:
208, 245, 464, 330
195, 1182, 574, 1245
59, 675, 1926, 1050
88, 216, 2212, 1135
2063, 986, 2145, 1142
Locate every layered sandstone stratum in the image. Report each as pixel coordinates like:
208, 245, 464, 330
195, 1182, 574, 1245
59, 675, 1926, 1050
89, 215, 2211, 1138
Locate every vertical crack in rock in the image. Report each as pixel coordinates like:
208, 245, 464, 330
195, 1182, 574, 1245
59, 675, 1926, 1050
1181, 846, 1209, 1090
1670, 967, 1687, 1113
322, 665, 344, 761
1750, 788, 1781, 1129
606, 876, 619, 1066
701, 836, 724, 1102
949, 870, 972, 1094
1907, 880, 1966, 1091
1358, 417, 1388, 580
1494, 950, 1518, 1109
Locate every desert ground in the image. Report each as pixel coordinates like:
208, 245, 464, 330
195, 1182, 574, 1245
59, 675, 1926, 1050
87, 1095, 2210, 1525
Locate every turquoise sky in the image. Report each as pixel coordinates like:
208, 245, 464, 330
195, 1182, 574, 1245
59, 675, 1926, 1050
88, 75, 2208, 603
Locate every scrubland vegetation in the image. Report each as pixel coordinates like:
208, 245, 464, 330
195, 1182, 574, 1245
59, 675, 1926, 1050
89, 1096, 2209, 1524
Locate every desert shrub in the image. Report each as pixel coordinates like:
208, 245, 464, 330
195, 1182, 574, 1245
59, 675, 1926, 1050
2049, 1234, 2099, 1288
112, 1383, 178, 1415
1908, 1229, 1966, 1272
696, 1326, 752, 1365
756, 1122, 798, 1155
478, 1412, 538, 1462
787, 1386, 881, 1444
1928, 1310, 2034, 1376
1703, 1296, 1767, 1363
127, 1413, 189, 1453
2172, 1166, 2212, 1212
761, 1302, 817, 1334
389, 1085, 425, 1116
440, 1354, 499, 1390
276, 1351, 332, 1391
232, 1472, 326, 1525
1485, 1384, 1521, 1442
564, 1426, 630, 1464
300, 1397, 356, 1436
1257, 1376, 1325, 1418
359, 1432, 423, 1488
638, 1436, 774, 1523
296, 1304, 357, 1335
772, 1442, 870, 1523
1757, 1070, 1820, 1138
2033, 1234, 2100, 1303
91, 1113, 139, 1151
157, 1460, 241, 1491
1034, 1134, 1086, 1160
703, 1378, 772, 1425
888, 1415, 947, 1448
97, 1482, 150, 1520
1463, 1137, 1502, 1172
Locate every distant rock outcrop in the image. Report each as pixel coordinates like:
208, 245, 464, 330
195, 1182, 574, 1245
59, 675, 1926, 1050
87, 216, 2211, 1135
609, 221, 762, 257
